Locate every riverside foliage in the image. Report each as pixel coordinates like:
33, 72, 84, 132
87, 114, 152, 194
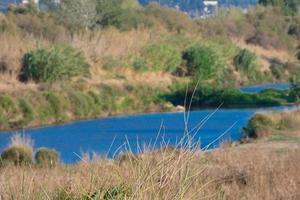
1, 1, 300, 130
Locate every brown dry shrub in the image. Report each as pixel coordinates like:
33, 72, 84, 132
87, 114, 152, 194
254, 126, 273, 138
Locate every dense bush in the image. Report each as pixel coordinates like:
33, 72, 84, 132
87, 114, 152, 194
1, 146, 33, 166
44, 92, 68, 121
20, 45, 89, 82
258, 0, 300, 15
233, 48, 264, 82
246, 7, 291, 49
270, 64, 286, 79
182, 45, 219, 79
96, 0, 152, 31
70, 92, 95, 117
58, 0, 97, 31
35, 148, 60, 167
164, 84, 290, 109
288, 20, 300, 39
12, 12, 67, 42
243, 113, 274, 138
234, 48, 257, 72
145, 3, 193, 32
17, 98, 34, 126
138, 44, 181, 72
0, 95, 17, 119
100, 8, 151, 31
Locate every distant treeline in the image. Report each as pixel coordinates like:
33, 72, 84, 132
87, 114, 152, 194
139, 0, 257, 11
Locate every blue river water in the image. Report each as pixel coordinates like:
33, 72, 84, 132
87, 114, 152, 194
240, 82, 290, 93
0, 83, 296, 163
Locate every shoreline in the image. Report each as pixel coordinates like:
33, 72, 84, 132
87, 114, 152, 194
1, 101, 299, 134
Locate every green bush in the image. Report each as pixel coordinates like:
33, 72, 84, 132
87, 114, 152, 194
0, 95, 17, 119
21, 45, 89, 82
139, 44, 181, 72
145, 3, 192, 32
258, 0, 299, 16
270, 64, 285, 79
70, 92, 95, 117
243, 113, 274, 138
17, 98, 34, 126
234, 48, 262, 82
97, 0, 151, 31
35, 148, 60, 167
45, 92, 67, 121
234, 48, 257, 72
101, 8, 151, 31
132, 57, 148, 72
1, 146, 33, 166
182, 44, 219, 79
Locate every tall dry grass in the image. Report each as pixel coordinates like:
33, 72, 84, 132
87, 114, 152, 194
0, 141, 299, 200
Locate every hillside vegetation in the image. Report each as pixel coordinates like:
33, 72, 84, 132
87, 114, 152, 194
1, 0, 300, 130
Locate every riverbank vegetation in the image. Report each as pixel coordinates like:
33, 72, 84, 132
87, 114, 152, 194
243, 109, 300, 142
0, 133, 299, 199
2, 0, 300, 130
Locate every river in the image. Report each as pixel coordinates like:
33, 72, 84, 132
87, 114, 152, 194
0, 83, 296, 163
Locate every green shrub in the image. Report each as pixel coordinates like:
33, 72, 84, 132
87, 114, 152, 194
1, 146, 33, 166
21, 45, 89, 82
288, 21, 300, 39
234, 48, 257, 72
101, 8, 151, 31
17, 98, 34, 126
270, 64, 285, 79
45, 92, 67, 121
35, 148, 60, 167
258, 0, 299, 15
140, 44, 181, 72
0, 95, 17, 119
182, 44, 219, 79
87, 91, 102, 115
132, 57, 148, 72
145, 3, 192, 32
71, 92, 95, 117
97, 0, 151, 31
243, 113, 274, 138
234, 48, 262, 82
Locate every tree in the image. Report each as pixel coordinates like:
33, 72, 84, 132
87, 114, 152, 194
258, 0, 300, 15
59, 0, 97, 31
39, 0, 60, 11
96, 0, 145, 30
182, 45, 219, 79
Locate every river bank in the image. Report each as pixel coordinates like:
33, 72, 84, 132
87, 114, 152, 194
1, 104, 299, 199
1, 91, 299, 163
0, 135, 299, 200
1, 82, 297, 133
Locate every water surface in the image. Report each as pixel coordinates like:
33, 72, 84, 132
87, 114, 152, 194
0, 83, 296, 164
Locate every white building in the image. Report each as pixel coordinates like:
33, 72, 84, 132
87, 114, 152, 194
203, 0, 218, 16
0, 0, 61, 11
22, 0, 39, 4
